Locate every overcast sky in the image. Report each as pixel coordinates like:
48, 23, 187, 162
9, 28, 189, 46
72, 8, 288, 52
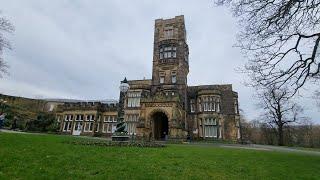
0, 0, 319, 123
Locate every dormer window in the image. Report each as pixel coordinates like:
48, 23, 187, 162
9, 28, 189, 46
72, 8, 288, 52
159, 45, 177, 59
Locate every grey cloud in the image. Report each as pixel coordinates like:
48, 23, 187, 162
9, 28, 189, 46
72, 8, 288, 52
0, 0, 318, 123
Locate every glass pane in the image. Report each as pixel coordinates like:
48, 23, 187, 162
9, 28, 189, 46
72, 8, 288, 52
172, 76, 176, 83
213, 127, 217, 137
108, 124, 112, 132
160, 77, 164, 83
89, 123, 93, 131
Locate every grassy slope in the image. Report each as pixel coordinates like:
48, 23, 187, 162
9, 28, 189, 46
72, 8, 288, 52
0, 133, 319, 180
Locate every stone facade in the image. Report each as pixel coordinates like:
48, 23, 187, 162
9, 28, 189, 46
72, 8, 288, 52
56, 15, 240, 141
55, 101, 118, 137
123, 15, 240, 141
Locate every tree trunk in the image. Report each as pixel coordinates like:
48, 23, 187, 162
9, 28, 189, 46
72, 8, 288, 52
278, 125, 284, 146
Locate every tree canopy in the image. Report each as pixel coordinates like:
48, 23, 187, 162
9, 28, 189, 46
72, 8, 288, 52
0, 11, 14, 77
216, 0, 320, 94
258, 86, 305, 145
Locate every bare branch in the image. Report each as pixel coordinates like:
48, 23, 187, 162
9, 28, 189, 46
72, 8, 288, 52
0, 11, 14, 77
256, 85, 305, 145
216, 0, 320, 95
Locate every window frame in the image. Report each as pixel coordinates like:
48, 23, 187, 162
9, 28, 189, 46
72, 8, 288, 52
171, 71, 177, 84
127, 91, 142, 108
160, 76, 165, 84
159, 44, 177, 60
164, 27, 174, 38
234, 99, 239, 114
204, 118, 218, 138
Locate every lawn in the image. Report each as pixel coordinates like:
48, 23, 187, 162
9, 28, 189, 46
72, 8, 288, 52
0, 133, 319, 179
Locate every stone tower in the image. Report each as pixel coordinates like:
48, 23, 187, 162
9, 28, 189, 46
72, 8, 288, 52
151, 15, 189, 107
55, 15, 240, 141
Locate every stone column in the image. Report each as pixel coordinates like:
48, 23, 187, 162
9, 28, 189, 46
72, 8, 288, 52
202, 119, 205, 139
70, 114, 76, 135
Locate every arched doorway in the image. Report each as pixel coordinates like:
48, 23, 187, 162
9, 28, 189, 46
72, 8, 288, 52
152, 111, 169, 140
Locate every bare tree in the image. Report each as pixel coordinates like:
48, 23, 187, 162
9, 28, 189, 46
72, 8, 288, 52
258, 86, 304, 145
0, 11, 14, 77
315, 90, 320, 108
216, 0, 320, 94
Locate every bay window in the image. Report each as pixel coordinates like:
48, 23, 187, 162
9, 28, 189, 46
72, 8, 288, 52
200, 96, 221, 112
126, 114, 139, 135
204, 118, 218, 138
159, 45, 177, 59
127, 91, 141, 108
217, 99, 221, 112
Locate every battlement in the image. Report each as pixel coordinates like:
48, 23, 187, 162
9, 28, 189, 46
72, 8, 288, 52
56, 101, 118, 112
155, 15, 184, 24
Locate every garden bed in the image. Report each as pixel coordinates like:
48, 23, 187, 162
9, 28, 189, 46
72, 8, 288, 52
67, 139, 166, 148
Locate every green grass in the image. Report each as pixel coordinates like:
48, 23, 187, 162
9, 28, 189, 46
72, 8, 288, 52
0, 133, 320, 180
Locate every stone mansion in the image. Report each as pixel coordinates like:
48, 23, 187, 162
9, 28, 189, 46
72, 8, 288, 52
55, 15, 240, 141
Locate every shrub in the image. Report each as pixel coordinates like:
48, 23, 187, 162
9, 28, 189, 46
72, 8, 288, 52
25, 112, 57, 132
67, 139, 166, 148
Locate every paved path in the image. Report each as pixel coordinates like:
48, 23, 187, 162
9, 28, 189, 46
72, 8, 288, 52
0, 129, 30, 134
181, 142, 320, 156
